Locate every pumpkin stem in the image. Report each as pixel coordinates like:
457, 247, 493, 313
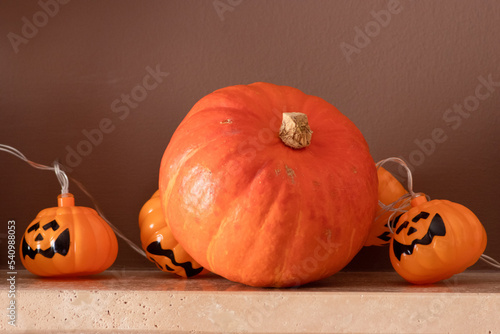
410, 195, 428, 207
58, 193, 75, 207
278, 112, 312, 149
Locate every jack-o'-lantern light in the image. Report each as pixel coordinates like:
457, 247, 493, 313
1, 144, 119, 277
375, 158, 489, 284
21, 193, 118, 277
138, 190, 208, 278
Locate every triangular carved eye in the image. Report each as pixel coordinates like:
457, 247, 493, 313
407, 227, 418, 235
395, 221, 409, 234
412, 211, 430, 222
43, 220, 60, 231
27, 222, 40, 233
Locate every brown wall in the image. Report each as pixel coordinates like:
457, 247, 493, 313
1, 0, 499, 272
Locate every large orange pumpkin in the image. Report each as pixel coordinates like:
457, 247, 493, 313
20, 193, 118, 277
159, 82, 378, 287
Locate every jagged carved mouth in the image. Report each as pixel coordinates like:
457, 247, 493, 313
392, 212, 446, 261
146, 241, 204, 277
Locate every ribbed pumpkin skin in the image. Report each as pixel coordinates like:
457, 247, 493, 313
20, 199, 118, 277
159, 82, 378, 287
390, 199, 487, 284
138, 190, 208, 277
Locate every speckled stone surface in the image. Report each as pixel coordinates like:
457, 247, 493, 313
1, 270, 499, 333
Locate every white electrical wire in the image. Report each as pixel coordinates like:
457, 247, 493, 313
375, 157, 424, 233
1, 144, 146, 258
479, 254, 500, 269
0, 144, 69, 194
376, 157, 416, 197
70, 177, 146, 258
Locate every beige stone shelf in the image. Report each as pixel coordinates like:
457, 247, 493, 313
2, 270, 499, 333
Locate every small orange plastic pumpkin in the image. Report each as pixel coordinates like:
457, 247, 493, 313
389, 196, 487, 284
20, 193, 118, 277
364, 167, 409, 246
138, 190, 208, 278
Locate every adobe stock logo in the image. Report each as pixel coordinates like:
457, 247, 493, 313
7, 0, 71, 54
61, 65, 169, 172
213, 0, 243, 21
397, 73, 500, 176
340, 0, 406, 63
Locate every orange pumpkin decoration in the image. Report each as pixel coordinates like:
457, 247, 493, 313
138, 190, 207, 277
389, 195, 487, 284
364, 166, 409, 246
20, 193, 118, 277
159, 82, 378, 287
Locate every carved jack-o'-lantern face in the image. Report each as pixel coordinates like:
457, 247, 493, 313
138, 191, 208, 278
22, 219, 70, 260
389, 196, 487, 284
20, 194, 118, 277
391, 211, 446, 261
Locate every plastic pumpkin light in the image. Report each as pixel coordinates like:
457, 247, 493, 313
364, 166, 409, 246
389, 195, 487, 284
1, 144, 138, 277
138, 190, 208, 278
20, 193, 118, 277
375, 157, 490, 284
